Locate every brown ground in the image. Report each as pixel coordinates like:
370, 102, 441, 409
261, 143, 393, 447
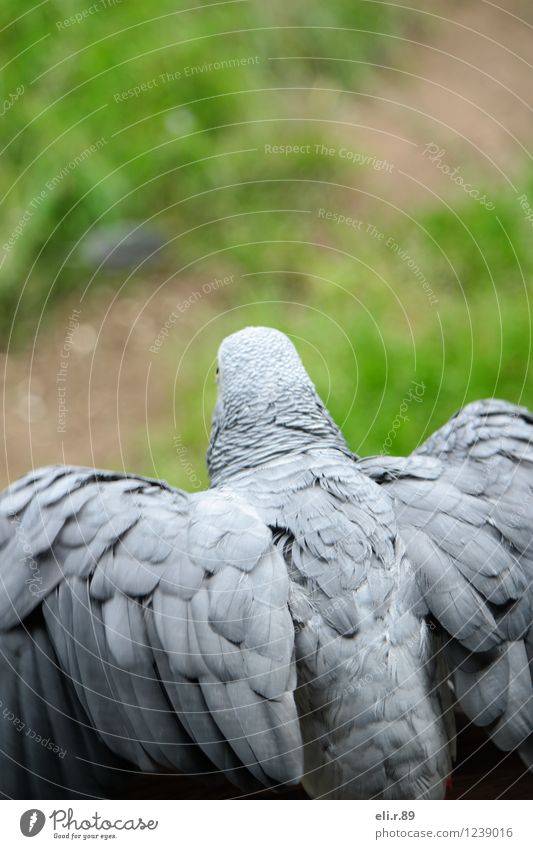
331, 0, 533, 210
0, 282, 185, 487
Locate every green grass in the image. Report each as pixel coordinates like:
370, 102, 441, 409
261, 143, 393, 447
140, 187, 533, 489
2, 2, 533, 492
0, 0, 403, 340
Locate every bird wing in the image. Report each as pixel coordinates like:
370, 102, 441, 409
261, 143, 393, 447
357, 399, 533, 763
0, 465, 302, 795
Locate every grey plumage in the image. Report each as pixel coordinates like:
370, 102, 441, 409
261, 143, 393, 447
0, 328, 532, 799
0, 467, 301, 796
358, 398, 533, 764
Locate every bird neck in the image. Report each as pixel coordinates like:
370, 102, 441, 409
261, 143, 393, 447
207, 391, 352, 485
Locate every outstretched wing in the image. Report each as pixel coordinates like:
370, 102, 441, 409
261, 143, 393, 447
358, 399, 533, 763
0, 466, 302, 797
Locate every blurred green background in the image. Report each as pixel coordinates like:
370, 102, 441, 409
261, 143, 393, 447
1, 0, 532, 488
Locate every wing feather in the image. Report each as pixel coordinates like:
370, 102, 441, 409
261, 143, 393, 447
358, 399, 533, 762
0, 465, 302, 797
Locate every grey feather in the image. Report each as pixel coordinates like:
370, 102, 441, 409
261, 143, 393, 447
2, 331, 533, 801
360, 397, 533, 768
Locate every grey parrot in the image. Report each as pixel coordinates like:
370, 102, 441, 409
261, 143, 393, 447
0, 327, 531, 799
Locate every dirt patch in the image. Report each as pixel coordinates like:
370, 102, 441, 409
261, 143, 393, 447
327, 0, 533, 213
0, 278, 207, 487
